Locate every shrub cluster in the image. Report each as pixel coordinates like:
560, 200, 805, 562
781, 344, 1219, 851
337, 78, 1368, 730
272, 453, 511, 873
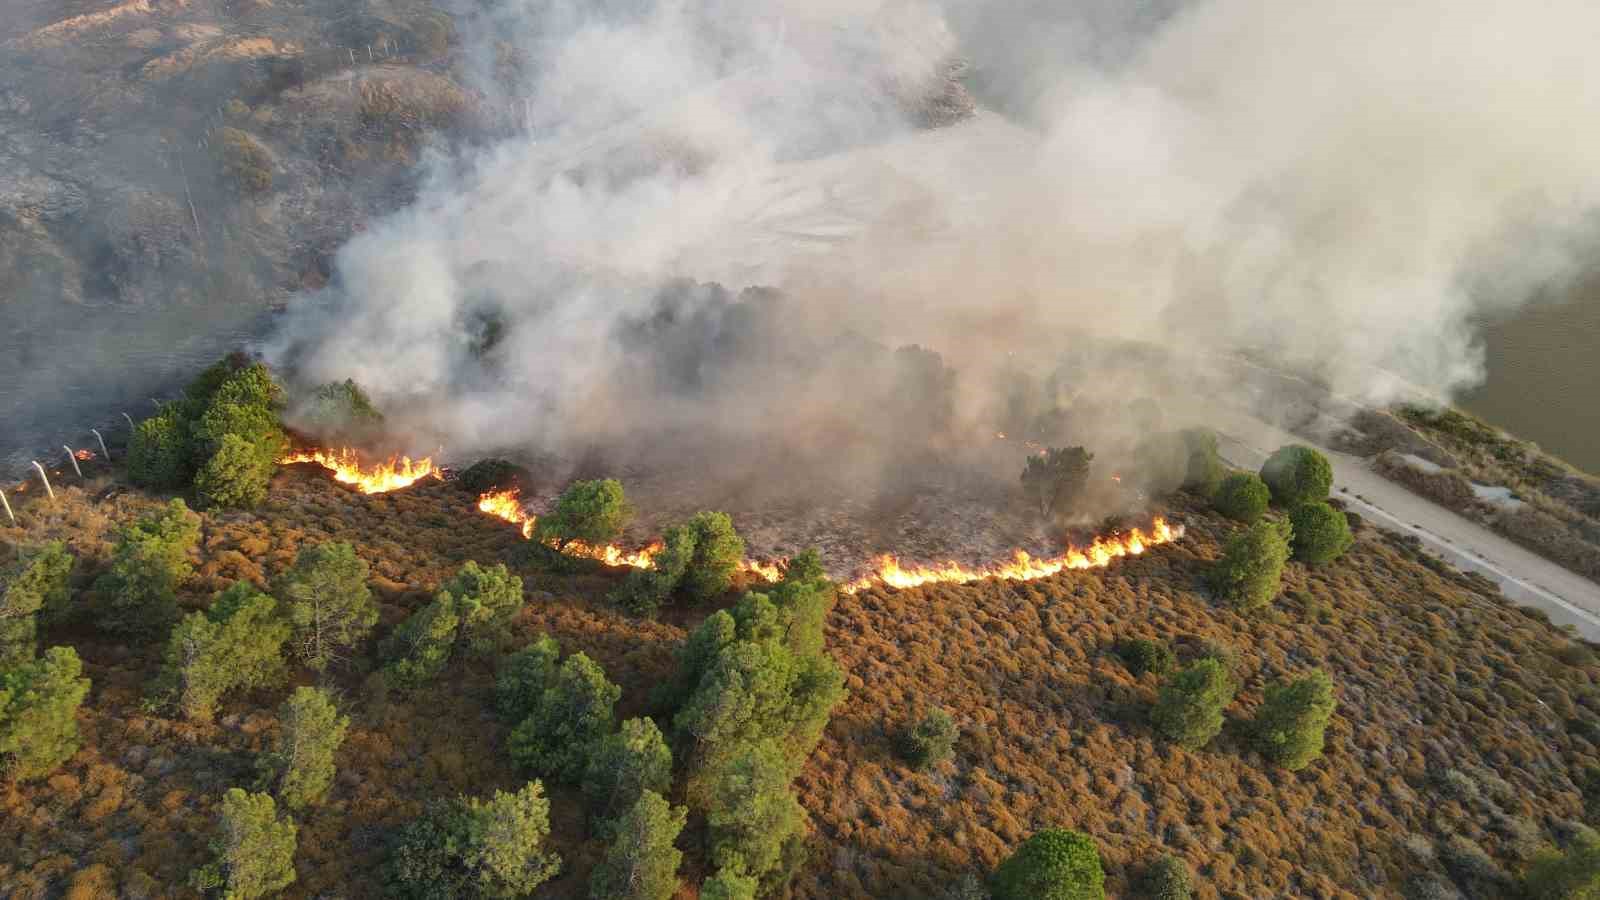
497, 636, 622, 783
382, 562, 522, 688
0, 646, 91, 780
1208, 519, 1292, 611
1114, 637, 1175, 677
384, 782, 561, 898
1213, 472, 1270, 523
614, 510, 746, 616
1150, 658, 1236, 751
190, 789, 298, 899
93, 499, 202, 632
150, 582, 289, 722
1250, 670, 1336, 771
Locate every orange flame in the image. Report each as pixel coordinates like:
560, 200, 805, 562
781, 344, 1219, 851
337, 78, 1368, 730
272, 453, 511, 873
478, 488, 536, 538
738, 558, 784, 582
842, 517, 1181, 594
279, 447, 439, 494
568, 539, 664, 569
74, 449, 95, 461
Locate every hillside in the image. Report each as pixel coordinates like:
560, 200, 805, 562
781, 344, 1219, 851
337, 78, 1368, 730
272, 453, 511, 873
3, 451, 1597, 899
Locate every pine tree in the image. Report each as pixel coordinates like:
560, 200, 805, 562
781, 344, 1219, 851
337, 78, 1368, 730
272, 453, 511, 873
94, 499, 201, 633
151, 583, 289, 722
1251, 670, 1336, 771
701, 868, 759, 900
191, 788, 298, 900
461, 781, 561, 897
258, 687, 349, 811
195, 432, 277, 509
440, 562, 523, 651
990, 829, 1105, 900
127, 406, 191, 489
508, 652, 621, 783
534, 479, 633, 549
274, 542, 376, 671
1150, 658, 1237, 750
496, 634, 562, 721
678, 511, 745, 603
583, 717, 673, 835
1208, 519, 1292, 611
589, 790, 686, 900
704, 741, 807, 888
0, 646, 91, 780
1, 542, 75, 666
381, 596, 461, 689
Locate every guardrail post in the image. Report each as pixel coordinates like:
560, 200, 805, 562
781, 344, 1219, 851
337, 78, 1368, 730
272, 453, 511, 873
0, 489, 12, 525
30, 462, 53, 500
92, 429, 111, 460
63, 446, 83, 478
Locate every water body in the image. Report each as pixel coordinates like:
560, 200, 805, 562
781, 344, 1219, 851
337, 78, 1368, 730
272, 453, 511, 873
1461, 285, 1600, 476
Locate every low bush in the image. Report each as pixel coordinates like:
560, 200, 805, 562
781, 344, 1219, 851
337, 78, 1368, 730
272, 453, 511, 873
1213, 472, 1270, 523
1288, 501, 1354, 564
895, 707, 958, 770
1150, 658, 1236, 751
1114, 637, 1175, 677
1208, 519, 1292, 611
990, 829, 1105, 900
1260, 444, 1333, 507
1139, 854, 1193, 900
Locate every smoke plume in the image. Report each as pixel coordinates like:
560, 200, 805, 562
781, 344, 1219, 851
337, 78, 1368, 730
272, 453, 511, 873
268, 0, 1600, 460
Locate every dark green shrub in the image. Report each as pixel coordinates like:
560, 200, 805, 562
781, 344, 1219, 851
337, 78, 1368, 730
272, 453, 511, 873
676, 511, 745, 603
1208, 519, 1292, 611
127, 408, 191, 489
0, 646, 91, 780
701, 868, 759, 900
1251, 670, 1335, 770
1022, 447, 1094, 518
1115, 637, 1175, 677
1, 542, 75, 664
150, 583, 289, 722
535, 479, 633, 549
195, 432, 276, 509
189, 789, 297, 899
1150, 658, 1236, 750
1524, 832, 1600, 899
990, 829, 1105, 900
895, 708, 958, 770
440, 561, 523, 651
93, 499, 201, 632
1181, 429, 1225, 498
456, 458, 530, 495
1260, 444, 1333, 507
1139, 854, 1193, 899
1287, 501, 1354, 564
380, 596, 460, 689
1213, 472, 1270, 523
496, 635, 561, 721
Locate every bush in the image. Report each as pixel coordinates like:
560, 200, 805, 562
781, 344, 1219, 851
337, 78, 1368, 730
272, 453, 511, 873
273, 542, 376, 671
127, 408, 190, 489
496, 635, 562, 721
385, 782, 560, 899
151, 583, 289, 722
0, 542, 75, 665
190, 789, 298, 900
1114, 637, 1175, 677
1022, 447, 1094, 518
0, 646, 91, 780
1524, 832, 1600, 899
583, 717, 673, 836
296, 379, 383, 443
1181, 429, 1225, 498
675, 511, 746, 603
195, 432, 276, 509
381, 596, 461, 689
1213, 472, 1270, 523
535, 479, 633, 549
93, 499, 201, 632
588, 790, 686, 900
441, 562, 523, 651
1251, 671, 1336, 770
1208, 519, 1292, 611
1287, 501, 1354, 564
701, 868, 759, 900
895, 707, 958, 770
1260, 444, 1333, 507
1150, 658, 1236, 750
1139, 854, 1193, 900
990, 829, 1105, 900
456, 458, 530, 495
257, 686, 349, 811
508, 652, 621, 783
214, 127, 273, 196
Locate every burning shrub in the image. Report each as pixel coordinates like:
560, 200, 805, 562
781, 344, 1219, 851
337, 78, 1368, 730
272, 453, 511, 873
1139, 854, 1194, 900
1213, 472, 1270, 523
149, 583, 289, 722
0, 646, 90, 781
1208, 519, 1292, 612
588, 790, 686, 900
272, 542, 377, 672
895, 707, 959, 770
256, 686, 349, 812
1, 542, 74, 665
1115, 637, 1175, 677
1250, 670, 1336, 771
92, 498, 201, 633
1022, 447, 1094, 519
582, 717, 673, 838
1260, 445, 1333, 507
507, 651, 621, 783
195, 432, 276, 509
990, 828, 1105, 900
189, 789, 298, 900
1287, 501, 1354, 564
1150, 658, 1236, 751
535, 479, 634, 549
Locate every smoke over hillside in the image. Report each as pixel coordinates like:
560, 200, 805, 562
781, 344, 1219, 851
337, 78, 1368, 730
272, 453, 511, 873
268, 0, 1600, 458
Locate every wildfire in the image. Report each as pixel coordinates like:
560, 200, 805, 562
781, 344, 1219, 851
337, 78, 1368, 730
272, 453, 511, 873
74, 449, 95, 461
842, 517, 1181, 594
279, 447, 440, 494
568, 540, 663, 569
478, 488, 536, 538
738, 558, 785, 582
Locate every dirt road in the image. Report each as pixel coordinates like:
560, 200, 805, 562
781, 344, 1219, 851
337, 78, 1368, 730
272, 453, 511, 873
1213, 411, 1600, 639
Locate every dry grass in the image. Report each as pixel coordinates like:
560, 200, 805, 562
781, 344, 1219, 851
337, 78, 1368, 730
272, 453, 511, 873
1, 474, 1596, 899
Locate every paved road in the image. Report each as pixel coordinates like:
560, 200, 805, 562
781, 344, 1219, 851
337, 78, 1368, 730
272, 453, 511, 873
1213, 411, 1600, 640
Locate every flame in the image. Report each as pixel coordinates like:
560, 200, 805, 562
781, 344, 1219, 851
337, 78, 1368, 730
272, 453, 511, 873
568, 539, 663, 569
279, 447, 439, 494
842, 517, 1182, 594
738, 558, 785, 582
74, 449, 95, 461
478, 489, 536, 538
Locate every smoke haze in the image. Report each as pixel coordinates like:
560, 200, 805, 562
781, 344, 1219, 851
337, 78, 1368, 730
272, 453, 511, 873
267, 0, 1600, 459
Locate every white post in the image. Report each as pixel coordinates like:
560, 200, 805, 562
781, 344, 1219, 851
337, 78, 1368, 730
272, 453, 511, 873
0, 488, 12, 525
368, 44, 373, 61
30, 462, 53, 500
122, 412, 135, 429
349, 48, 355, 64
63, 446, 82, 478
92, 429, 111, 460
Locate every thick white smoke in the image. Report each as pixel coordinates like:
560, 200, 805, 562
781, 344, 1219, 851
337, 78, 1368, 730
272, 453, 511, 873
268, 0, 1600, 456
